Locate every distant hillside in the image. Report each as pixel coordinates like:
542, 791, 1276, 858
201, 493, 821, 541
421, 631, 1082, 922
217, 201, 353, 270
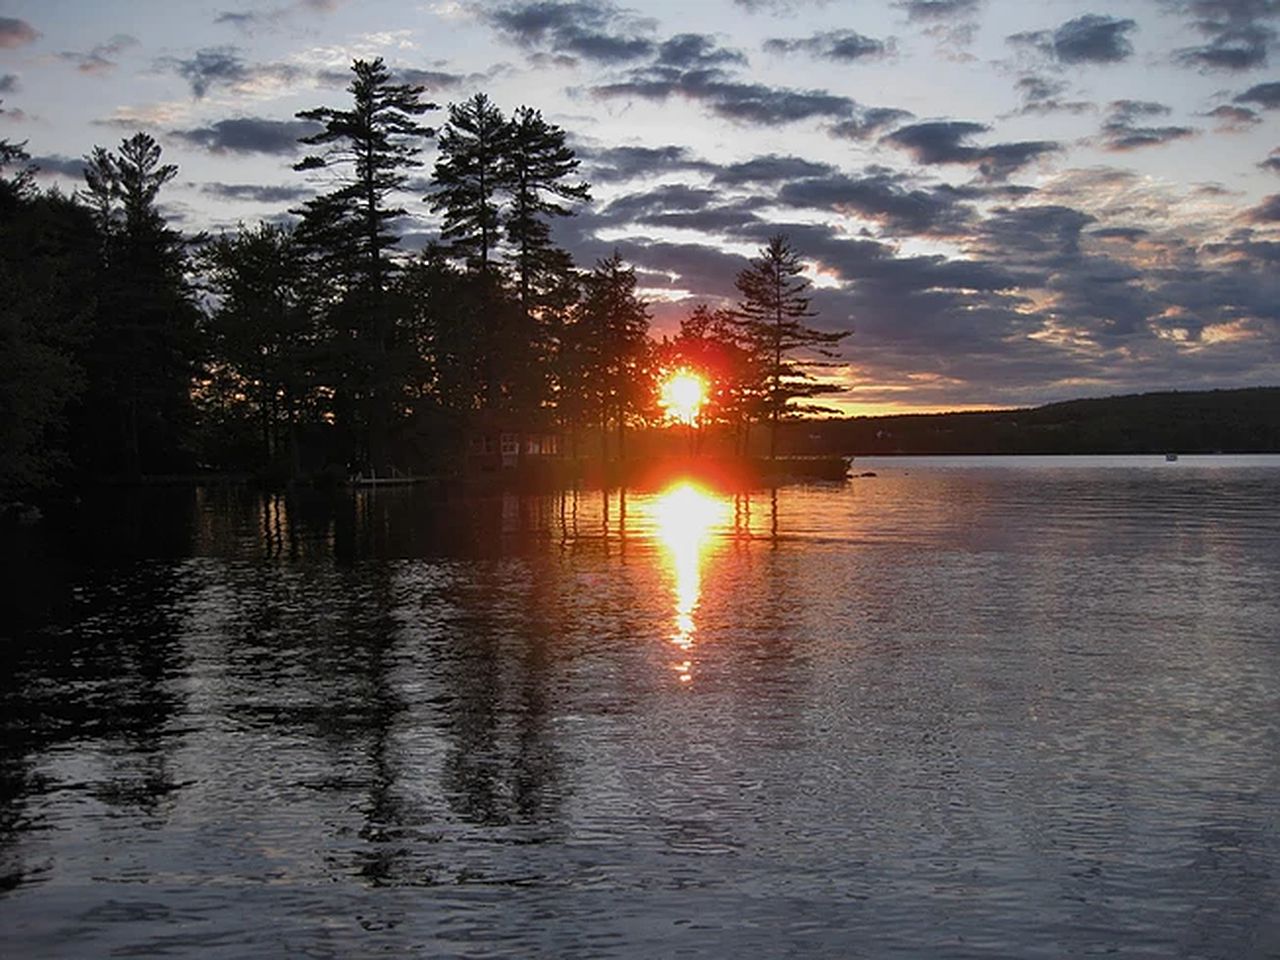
786, 387, 1280, 455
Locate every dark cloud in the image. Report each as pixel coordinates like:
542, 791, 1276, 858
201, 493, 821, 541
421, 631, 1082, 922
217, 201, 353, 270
1053, 14, 1138, 63
1262, 148, 1280, 172
1090, 226, 1149, 241
1234, 80, 1280, 107
201, 182, 312, 203
1100, 99, 1197, 150
593, 66, 859, 125
29, 154, 86, 178
764, 30, 890, 62
710, 154, 835, 185
577, 143, 714, 182
1008, 14, 1137, 64
396, 68, 467, 91
169, 117, 322, 155
732, 0, 833, 12
1242, 193, 1280, 222
896, 0, 982, 20
1205, 103, 1261, 128
482, 1, 655, 64
0, 17, 39, 48
1170, 0, 1278, 71
883, 121, 1059, 178
602, 183, 719, 221
828, 107, 914, 139
57, 34, 138, 76
776, 171, 976, 236
1011, 75, 1094, 115
0, 74, 18, 94
158, 46, 303, 98
215, 0, 345, 29
657, 33, 746, 68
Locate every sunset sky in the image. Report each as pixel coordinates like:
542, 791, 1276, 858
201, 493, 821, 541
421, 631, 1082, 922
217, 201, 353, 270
2, 0, 1279, 413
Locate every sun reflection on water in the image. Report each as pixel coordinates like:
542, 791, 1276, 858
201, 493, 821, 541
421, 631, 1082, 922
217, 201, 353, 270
649, 482, 731, 684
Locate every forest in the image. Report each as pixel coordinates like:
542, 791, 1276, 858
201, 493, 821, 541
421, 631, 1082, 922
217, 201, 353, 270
0, 58, 845, 500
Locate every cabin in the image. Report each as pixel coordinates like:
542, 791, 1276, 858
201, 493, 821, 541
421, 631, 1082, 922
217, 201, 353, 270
466, 416, 563, 472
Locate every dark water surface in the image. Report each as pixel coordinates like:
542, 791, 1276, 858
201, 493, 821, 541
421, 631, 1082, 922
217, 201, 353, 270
3, 456, 1279, 958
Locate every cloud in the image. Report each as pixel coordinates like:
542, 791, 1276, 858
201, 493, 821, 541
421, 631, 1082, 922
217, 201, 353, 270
829, 107, 914, 139
0, 74, 18, 94
710, 154, 835, 185
1262, 148, 1280, 173
1205, 103, 1261, 128
576, 143, 714, 181
1099, 99, 1197, 150
1053, 14, 1138, 63
1242, 193, 1280, 222
1169, 0, 1278, 71
775, 171, 976, 236
657, 34, 746, 68
1011, 75, 1094, 115
0, 17, 39, 48
896, 0, 982, 20
732, 0, 833, 12
482, 1, 655, 64
158, 46, 304, 99
883, 121, 1059, 178
1234, 80, 1280, 107
29, 154, 86, 178
763, 30, 890, 62
169, 117, 322, 154
201, 181, 312, 203
57, 34, 138, 76
593, 63, 859, 126
396, 67, 468, 91
1009, 14, 1137, 64
216, 0, 347, 29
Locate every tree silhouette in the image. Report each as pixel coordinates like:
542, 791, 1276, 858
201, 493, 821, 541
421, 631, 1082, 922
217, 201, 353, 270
1, 143, 96, 495
201, 222, 325, 477
504, 106, 590, 320
293, 57, 435, 471
733, 235, 849, 459
431, 93, 511, 278
574, 252, 651, 459
78, 133, 198, 476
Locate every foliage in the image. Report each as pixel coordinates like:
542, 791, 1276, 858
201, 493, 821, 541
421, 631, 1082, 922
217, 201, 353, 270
76, 133, 199, 476
732, 234, 850, 456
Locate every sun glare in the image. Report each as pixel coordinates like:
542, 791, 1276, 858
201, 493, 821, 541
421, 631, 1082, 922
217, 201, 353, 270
649, 483, 730, 684
659, 370, 707, 425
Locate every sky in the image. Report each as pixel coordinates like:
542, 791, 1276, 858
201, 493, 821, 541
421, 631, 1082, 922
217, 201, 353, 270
2, 0, 1279, 414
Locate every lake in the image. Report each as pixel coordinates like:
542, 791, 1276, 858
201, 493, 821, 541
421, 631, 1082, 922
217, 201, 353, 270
3, 456, 1279, 958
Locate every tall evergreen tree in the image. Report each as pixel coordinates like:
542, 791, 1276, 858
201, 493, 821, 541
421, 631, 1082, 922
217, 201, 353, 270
574, 252, 651, 458
733, 235, 850, 459
0, 145, 97, 495
293, 57, 435, 471
200, 222, 322, 477
430, 93, 511, 277
77, 133, 198, 475
503, 106, 590, 319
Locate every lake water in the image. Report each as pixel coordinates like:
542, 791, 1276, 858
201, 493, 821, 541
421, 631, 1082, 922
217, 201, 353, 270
3, 456, 1279, 958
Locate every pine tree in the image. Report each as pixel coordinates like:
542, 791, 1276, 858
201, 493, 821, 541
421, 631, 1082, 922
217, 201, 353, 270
503, 106, 590, 320
293, 57, 435, 471
733, 235, 850, 459
430, 93, 511, 277
575, 252, 651, 459
78, 133, 198, 475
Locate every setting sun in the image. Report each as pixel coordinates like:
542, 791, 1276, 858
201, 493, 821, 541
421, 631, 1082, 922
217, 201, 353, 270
659, 370, 707, 425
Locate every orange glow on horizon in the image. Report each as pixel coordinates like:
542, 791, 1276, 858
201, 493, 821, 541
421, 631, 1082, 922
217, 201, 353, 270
659, 369, 707, 425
